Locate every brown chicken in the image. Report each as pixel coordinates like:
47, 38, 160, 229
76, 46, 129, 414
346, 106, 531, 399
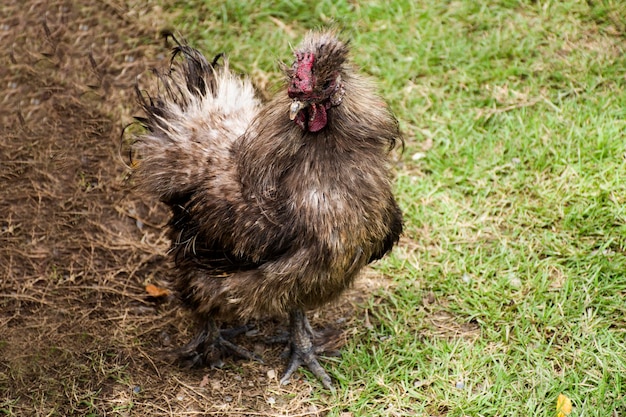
131, 30, 402, 388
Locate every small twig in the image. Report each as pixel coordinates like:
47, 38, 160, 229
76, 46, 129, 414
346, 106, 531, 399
475, 95, 560, 120
136, 345, 162, 379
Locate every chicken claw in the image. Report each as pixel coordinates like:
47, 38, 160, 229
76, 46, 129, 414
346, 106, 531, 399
280, 308, 333, 390
176, 320, 263, 368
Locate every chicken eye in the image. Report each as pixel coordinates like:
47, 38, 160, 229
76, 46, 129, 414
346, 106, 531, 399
322, 79, 333, 90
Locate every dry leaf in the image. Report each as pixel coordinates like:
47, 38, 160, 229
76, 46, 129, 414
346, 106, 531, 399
556, 393, 573, 417
145, 284, 169, 297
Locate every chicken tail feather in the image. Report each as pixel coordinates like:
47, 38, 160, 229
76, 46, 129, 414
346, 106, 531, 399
130, 40, 259, 207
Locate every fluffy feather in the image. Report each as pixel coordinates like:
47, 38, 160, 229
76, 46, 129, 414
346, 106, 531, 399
132, 30, 402, 387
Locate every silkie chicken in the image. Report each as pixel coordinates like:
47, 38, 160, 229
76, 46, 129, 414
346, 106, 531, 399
131, 30, 402, 389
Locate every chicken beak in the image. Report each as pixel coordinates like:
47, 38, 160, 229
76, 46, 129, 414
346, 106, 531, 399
289, 99, 309, 120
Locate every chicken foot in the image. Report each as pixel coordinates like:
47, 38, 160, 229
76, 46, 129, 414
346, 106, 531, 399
280, 308, 333, 389
176, 319, 263, 368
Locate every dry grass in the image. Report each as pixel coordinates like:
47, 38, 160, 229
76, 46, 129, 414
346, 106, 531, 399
0, 1, 365, 415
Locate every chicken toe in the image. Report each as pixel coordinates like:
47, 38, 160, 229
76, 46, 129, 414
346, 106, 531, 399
279, 309, 333, 389
176, 319, 263, 368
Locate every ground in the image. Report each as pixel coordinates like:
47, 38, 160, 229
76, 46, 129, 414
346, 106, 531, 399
4, 1, 626, 416
0, 1, 373, 415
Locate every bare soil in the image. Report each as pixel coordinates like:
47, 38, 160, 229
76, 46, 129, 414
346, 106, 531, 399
0, 1, 389, 415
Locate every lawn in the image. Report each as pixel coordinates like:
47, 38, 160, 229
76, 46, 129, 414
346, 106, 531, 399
160, 0, 626, 414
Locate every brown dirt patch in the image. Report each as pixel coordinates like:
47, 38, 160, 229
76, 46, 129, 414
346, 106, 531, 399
0, 1, 390, 415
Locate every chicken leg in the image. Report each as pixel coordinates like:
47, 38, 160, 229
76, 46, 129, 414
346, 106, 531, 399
280, 308, 333, 389
177, 318, 263, 368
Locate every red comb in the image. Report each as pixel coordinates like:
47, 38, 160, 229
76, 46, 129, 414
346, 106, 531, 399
290, 52, 315, 95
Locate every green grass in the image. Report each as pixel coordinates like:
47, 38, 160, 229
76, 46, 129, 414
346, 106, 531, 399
161, 0, 626, 415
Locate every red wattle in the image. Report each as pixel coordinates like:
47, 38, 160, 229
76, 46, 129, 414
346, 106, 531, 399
308, 104, 327, 132
293, 103, 328, 132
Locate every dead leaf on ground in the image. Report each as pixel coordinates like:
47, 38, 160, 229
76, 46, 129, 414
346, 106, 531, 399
556, 393, 573, 417
145, 284, 170, 297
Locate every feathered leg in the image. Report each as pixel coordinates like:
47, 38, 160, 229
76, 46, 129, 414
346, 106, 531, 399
280, 308, 333, 389
177, 318, 263, 368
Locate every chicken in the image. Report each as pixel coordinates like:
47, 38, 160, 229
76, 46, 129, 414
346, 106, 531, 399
131, 30, 402, 389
